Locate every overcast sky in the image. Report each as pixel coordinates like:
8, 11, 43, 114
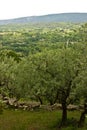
0, 0, 87, 20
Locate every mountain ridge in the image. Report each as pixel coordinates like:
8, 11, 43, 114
0, 13, 87, 25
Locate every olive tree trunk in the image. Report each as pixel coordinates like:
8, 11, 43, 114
78, 103, 87, 127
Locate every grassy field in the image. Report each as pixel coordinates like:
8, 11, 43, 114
0, 109, 87, 130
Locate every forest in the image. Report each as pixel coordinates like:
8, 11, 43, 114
0, 22, 87, 130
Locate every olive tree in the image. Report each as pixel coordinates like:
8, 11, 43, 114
15, 46, 81, 126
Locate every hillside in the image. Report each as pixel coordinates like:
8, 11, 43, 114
0, 13, 87, 25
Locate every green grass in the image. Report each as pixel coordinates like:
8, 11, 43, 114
0, 109, 87, 130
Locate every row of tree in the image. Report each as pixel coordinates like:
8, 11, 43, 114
0, 42, 87, 126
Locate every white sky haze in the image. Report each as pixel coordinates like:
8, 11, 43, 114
0, 0, 87, 20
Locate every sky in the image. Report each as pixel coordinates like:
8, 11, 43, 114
0, 0, 87, 20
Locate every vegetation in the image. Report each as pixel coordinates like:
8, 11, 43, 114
0, 22, 87, 129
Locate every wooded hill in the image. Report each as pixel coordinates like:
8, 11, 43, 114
0, 13, 87, 25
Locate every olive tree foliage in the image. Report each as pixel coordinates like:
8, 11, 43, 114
14, 54, 48, 104
0, 55, 18, 98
